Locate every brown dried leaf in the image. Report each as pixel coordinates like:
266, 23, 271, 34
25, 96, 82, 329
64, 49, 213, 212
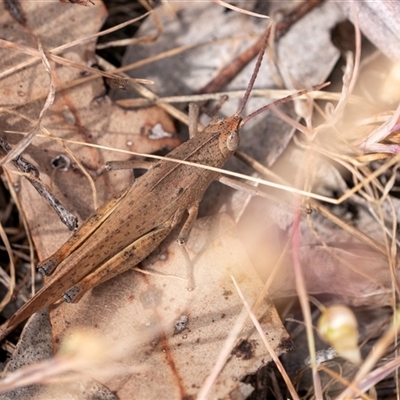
0, 311, 117, 400
335, 0, 400, 60
0, 0, 179, 260
50, 214, 290, 399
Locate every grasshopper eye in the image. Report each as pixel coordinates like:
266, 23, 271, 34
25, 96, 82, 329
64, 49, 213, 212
226, 130, 239, 151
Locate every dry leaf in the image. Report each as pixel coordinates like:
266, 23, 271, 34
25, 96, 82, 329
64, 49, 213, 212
0, 0, 179, 259
49, 214, 290, 399
239, 145, 397, 307
335, 0, 400, 60
0, 311, 117, 400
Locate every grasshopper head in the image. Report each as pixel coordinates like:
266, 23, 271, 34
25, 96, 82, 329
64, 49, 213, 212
218, 114, 242, 157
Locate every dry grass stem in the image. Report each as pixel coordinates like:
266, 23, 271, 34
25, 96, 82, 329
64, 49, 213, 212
0, 39, 55, 164
231, 276, 300, 400
0, 223, 15, 311
212, 0, 269, 19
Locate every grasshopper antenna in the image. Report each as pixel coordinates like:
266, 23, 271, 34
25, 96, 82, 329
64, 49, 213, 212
235, 25, 271, 117
241, 81, 330, 127
234, 23, 330, 127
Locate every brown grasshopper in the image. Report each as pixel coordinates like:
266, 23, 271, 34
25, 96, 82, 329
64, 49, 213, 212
0, 25, 326, 338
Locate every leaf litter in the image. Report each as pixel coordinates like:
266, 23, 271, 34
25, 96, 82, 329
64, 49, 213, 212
0, 0, 400, 399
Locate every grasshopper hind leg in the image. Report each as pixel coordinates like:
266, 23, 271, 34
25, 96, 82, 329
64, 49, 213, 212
65, 203, 200, 302
64, 226, 171, 303
38, 188, 130, 276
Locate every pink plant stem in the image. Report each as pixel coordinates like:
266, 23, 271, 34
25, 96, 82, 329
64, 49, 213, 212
291, 207, 322, 398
